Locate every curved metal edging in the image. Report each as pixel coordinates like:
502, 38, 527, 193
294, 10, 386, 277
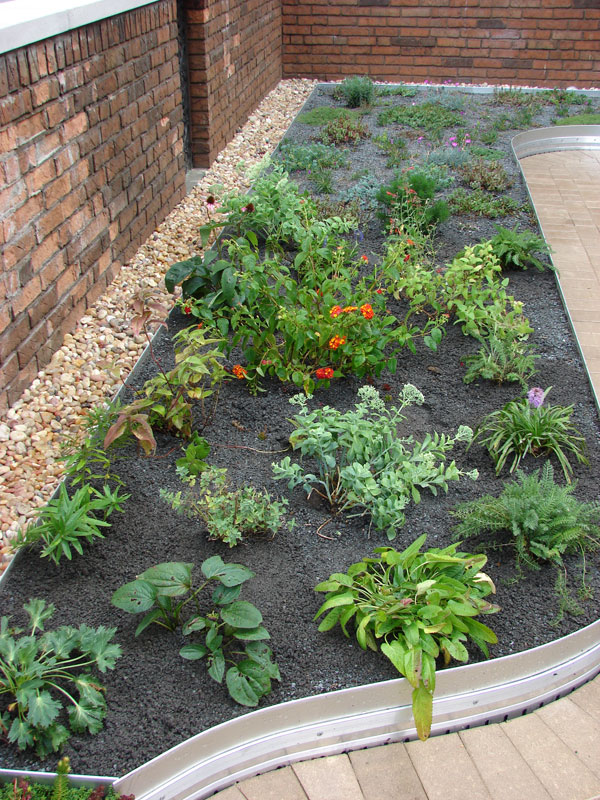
113, 619, 600, 800
512, 125, 600, 158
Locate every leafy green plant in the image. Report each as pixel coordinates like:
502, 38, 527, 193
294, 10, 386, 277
492, 88, 541, 110
451, 462, 600, 618
374, 132, 408, 168
16, 483, 129, 564
471, 387, 589, 481
462, 334, 539, 387
376, 171, 450, 233
111, 558, 280, 706
468, 145, 505, 161
459, 157, 512, 192
161, 465, 293, 547
321, 115, 370, 145
555, 112, 600, 125
273, 386, 478, 539
296, 107, 365, 126
377, 103, 464, 141
489, 225, 553, 271
59, 403, 124, 489
425, 147, 471, 169
448, 188, 522, 218
103, 326, 228, 446
276, 141, 348, 172
335, 75, 375, 108
175, 431, 210, 477
0, 757, 133, 800
0, 599, 121, 757
314, 534, 499, 740
375, 84, 418, 98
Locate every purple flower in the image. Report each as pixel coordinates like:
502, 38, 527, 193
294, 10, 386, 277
527, 387, 545, 408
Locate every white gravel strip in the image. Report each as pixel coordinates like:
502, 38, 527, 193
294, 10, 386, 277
0, 78, 317, 570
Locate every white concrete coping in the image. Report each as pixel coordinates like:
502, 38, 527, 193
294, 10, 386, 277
0, 0, 159, 56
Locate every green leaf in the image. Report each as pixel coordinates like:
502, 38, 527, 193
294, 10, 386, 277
233, 625, 270, 641
182, 616, 207, 635
135, 608, 164, 637
212, 584, 242, 606
26, 690, 61, 729
220, 601, 263, 629
138, 562, 193, 596
111, 579, 158, 614
208, 649, 225, 683
165, 257, 201, 294
67, 700, 105, 734
179, 643, 208, 660
412, 684, 433, 741
314, 592, 355, 620
202, 557, 255, 587
23, 599, 55, 633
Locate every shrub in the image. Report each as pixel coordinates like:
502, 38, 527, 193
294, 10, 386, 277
321, 115, 370, 145
490, 225, 553, 272
448, 188, 522, 218
314, 534, 499, 740
459, 157, 512, 193
462, 334, 539, 388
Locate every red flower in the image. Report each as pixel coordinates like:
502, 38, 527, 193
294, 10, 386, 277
232, 364, 247, 379
315, 367, 334, 380
404, 254, 410, 262
329, 305, 343, 318
329, 335, 346, 350
183, 305, 192, 314
361, 255, 369, 262
360, 303, 374, 320
376, 288, 384, 294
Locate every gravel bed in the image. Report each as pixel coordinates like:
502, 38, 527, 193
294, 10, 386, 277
0, 79, 318, 569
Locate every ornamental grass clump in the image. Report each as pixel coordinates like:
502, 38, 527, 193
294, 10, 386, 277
471, 387, 588, 481
314, 534, 499, 740
273, 385, 478, 539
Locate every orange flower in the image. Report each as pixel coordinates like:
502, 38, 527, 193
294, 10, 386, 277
342, 306, 358, 313
315, 367, 334, 379
232, 364, 247, 379
360, 303, 374, 320
361, 255, 369, 262
329, 305, 343, 318
328, 335, 346, 350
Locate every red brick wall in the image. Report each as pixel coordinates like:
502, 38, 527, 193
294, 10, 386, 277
184, 0, 282, 167
282, 0, 600, 87
0, 0, 186, 409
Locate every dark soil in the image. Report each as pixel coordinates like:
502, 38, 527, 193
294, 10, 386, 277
2, 85, 600, 778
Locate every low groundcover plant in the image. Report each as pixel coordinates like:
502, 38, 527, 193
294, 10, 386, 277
314, 534, 499, 740
111, 557, 280, 707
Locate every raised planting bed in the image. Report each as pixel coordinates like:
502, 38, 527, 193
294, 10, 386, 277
2, 82, 600, 779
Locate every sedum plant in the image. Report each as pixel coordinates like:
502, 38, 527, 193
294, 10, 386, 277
112, 558, 279, 707
16, 483, 129, 565
314, 535, 499, 740
0, 599, 121, 757
273, 385, 478, 539
161, 464, 293, 547
472, 387, 588, 481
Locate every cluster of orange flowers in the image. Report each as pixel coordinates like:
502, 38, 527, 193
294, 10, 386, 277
360, 303, 374, 320
231, 364, 247, 379
315, 367, 334, 380
328, 335, 346, 350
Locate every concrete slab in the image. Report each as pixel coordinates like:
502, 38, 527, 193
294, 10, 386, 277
349, 742, 428, 800
292, 754, 365, 800
405, 733, 491, 800
537, 697, 600, 779
237, 765, 309, 799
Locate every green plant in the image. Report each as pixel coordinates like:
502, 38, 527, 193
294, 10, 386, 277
376, 171, 450, 233
59, 404, 124, 489
448, 188, 522, 218
471, 387, 589, 481
161, 465, 293, 547
103, 326, 228, 446
492, 88, 541, 110
459, 157, 512, 192
16, 483, 129, 565
377, 103, 464, 141
314, 534, 499, 740
276, 141, 348, 172
0, 599, 121, 757
0, 758, 130, 800
175, 431, 210, 477
296, 107, 365, 126
490, 225, 553, 271
555, 112, 600, 125
451, 462, 600, 617
335, 75, 375, 108
375, 84, 418, 98
310, 168, 334, 194
374, 132, 408, 168
425, 147, 471, 168
273, 385, 478, 539
111, 558, 280, 706
462, 334, 539, 387
321, 115, 370, 145
468, 145, 505, 161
